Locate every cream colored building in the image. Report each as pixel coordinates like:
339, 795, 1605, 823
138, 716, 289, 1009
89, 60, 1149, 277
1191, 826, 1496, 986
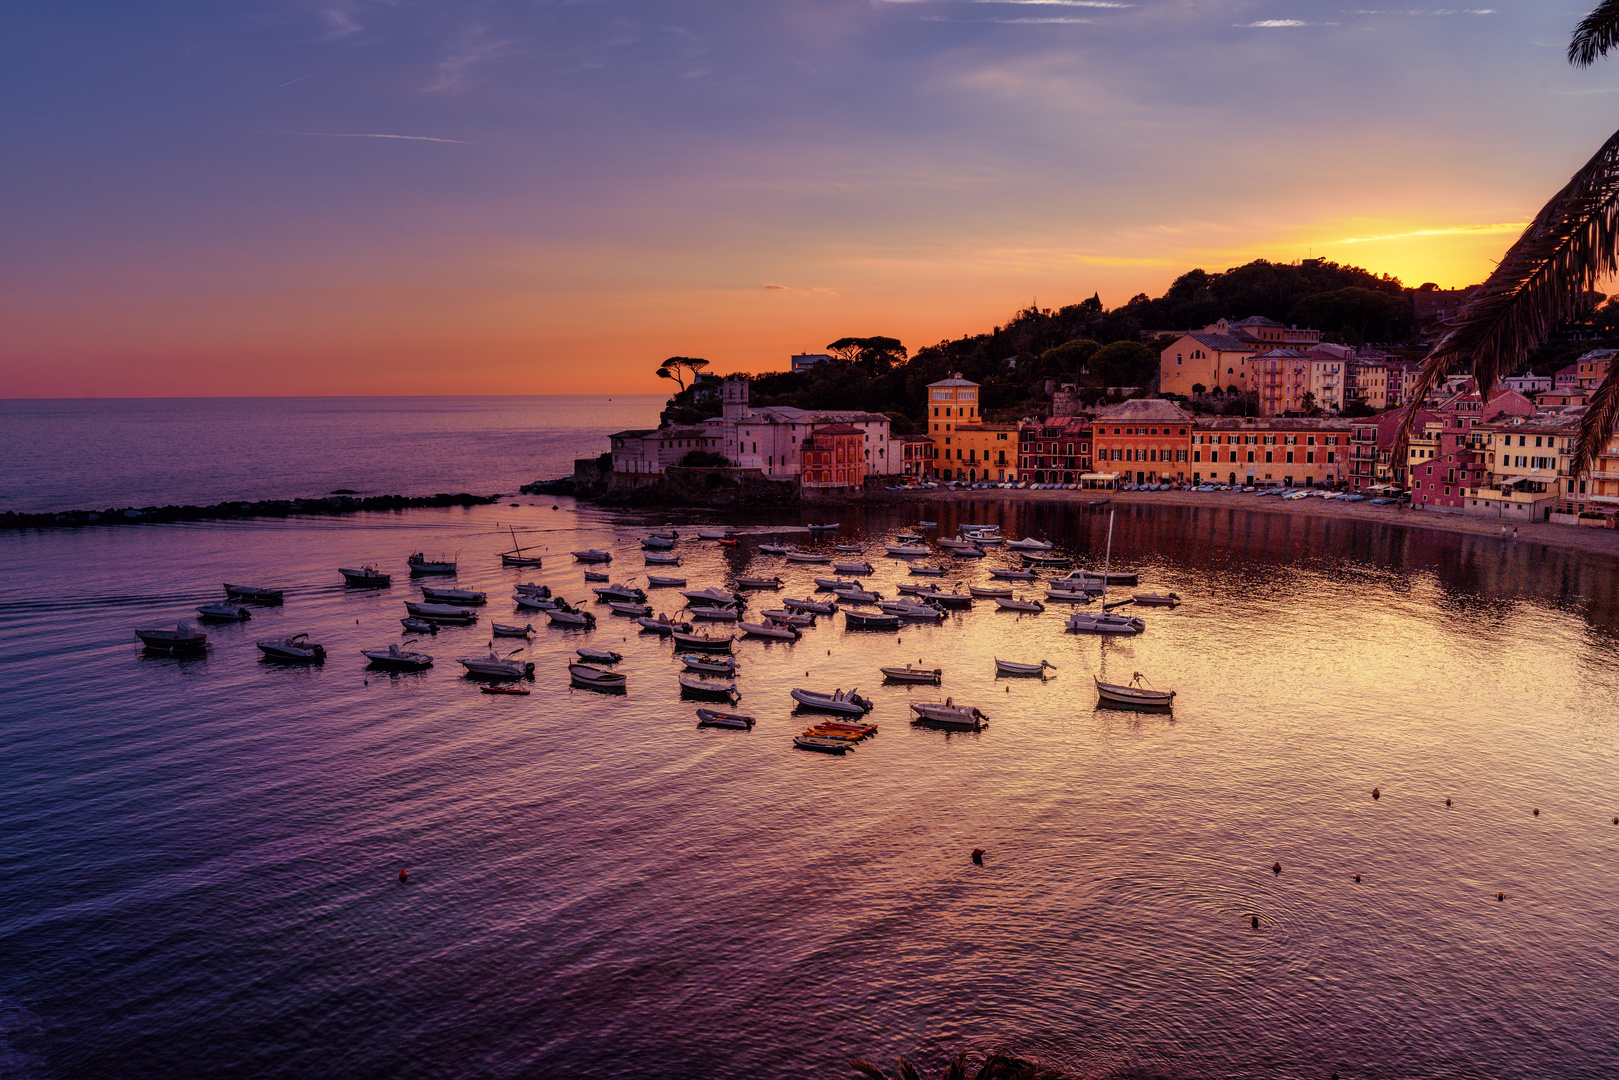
1159, 331, 1256, 397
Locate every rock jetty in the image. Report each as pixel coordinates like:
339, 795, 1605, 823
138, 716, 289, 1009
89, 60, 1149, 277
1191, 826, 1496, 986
1, 491, 503, 531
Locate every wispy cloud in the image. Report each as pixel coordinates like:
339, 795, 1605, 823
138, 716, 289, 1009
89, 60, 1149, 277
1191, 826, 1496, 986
276, 73, 316, 88
264, 130, 471, 144
922, 14, 1093, 21
763, 283, 839, 295
881, 0, 1129, 6
1350, 9, 1496, 15
1332, 222, 1528, 244
1235, 20, 1332, 28
426, 26, 519, 93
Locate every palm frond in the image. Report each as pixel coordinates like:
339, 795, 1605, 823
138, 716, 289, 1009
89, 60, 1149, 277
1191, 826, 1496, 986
1395, 123, 1619, 460
899, 1060, 924, 1080
1570, 1, 1619, 67
1576, 363, 1619, 476
848, 1058, 892, 1080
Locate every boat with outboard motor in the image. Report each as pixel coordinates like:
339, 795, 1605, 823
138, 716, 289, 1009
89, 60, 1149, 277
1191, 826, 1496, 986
420, 586, 486, 605
340, 565, 391, 588
135, 623, 208, 653
876, 599, 946, 621
909, 700, 988, 730
608, 601, 652, 617
196, 601, 251, 622
671, 629, 734, 652
569, 663, 626, 690
577, 647, 623, 664
362, 643, 433, 671
880, 664, 942, 684
758, 608, 815, 627
644, 552, 682, 566
995, 658, 1055, 677
637, 613, 691, 635
461, 651, 535, 679
257, 633, 326, 663
1004, 538, 1053, 551
682, 586, 744, 607
735, 575, 784, 590
400, 617, 438, 634
593, 582, 647, 603
647, 574, 688, 587
512, 592, 558, 611
546, 606, 597, 629
223, 584, 283, 603
688, 606, 740, 622
782, 596, 837, 615
491, 622, 535, 637
679, 673, 738, 699
740, 619, 800, 640
994, 597, 1045, 613
680, 654, 738, 674
1095, 672, 1175, 708
790, 687, 873, 714
1132, 592, 1182, 607
405, 601, 477, 624
572, 549, 613, 563
843, 608, 900, 630
832, 561, 873, 575
697, 708, 755, 729
407, 552, 456, 576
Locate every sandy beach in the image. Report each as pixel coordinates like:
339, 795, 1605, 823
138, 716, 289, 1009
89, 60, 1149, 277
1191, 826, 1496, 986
881, 485, 1619, 560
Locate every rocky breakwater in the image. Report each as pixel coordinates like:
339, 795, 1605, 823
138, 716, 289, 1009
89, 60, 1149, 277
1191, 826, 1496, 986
1, 491, 504, 531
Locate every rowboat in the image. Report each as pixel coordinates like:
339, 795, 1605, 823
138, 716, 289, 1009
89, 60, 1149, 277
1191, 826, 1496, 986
399, 617, 438, 634
995, 658, 1054, 677
135, 623, 208, 653
809, 719, 877, 739
257, 633, 326, 663
420, 586, 486, 605
593, 583, 647, 603
832, 561, 873, 575
196, 601, 251, 622
757, 543, 791, 555
905, 588, 972, 609
696, 708, 754, 729
758, 609, 815, 627
644, 553, 682, 565
680, 654, 738, 674
1132, 592, 1182, 607
637, 614, 691, 635
937, 538, 981, 553
843, 609, 900, 630
909, 701, 988, 730
481, 684, 531, 695
1004, 538, 1053, 551
894, 533, 924, 544
407, 553, 456, 576
640, 536, 676, 550
830, 587, 881, 604
688, 606, 740, 622
647, 574, 688, 587
793, 735, 850, 754
491, 622, 535, 637
958, 523, 998, 537
361, 644, 433, 671
994, 597, 1045, 613
740, 620, 800, 640
572, 549, 613, 563
577, 648, 623, 664
790, 687, 873, 714
1020, 552, 1071, 567
988, 568, 1036, 580
814, 577, 865, 592
546, 608, 596, 628
876, 599, 945, 621
784, 550, 831, 564
679, 673, 738, 699
806, 522, 840, 531
963, 530, 1002, 546
339, 565, 391, 588
885, 544, 930, 557
967, 585, 1013, 599
880, 664, 941, 684
671, 630, 734, 653
462, 651, 535, 679
583, 571, 610, 582
907, 564, 946, 576
834, 544, 862, 554
571, 663, 627, 691
608, 601, 652, 617
782, 596, 837, 615
405, 601, 477, 623
1095, 673, 1175, 709
223, 584, 283, 603
735, 576, 784, 590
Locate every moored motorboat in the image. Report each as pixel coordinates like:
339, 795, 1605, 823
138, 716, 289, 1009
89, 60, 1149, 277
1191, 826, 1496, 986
905, 587, 972, 609
909, 700, 988, 730
885, 544, 930, 557
515, 582, 552, 598
339, 565, 391, 588
793, 735, 850, 754
995, 658, 1055, 677
361, 643, 433, 671
805, 522, 840, 532
420, 586, 487, 605
644, 553, 682, 565
1043, 586, 1096, 603
1095, 673, 1175, 708
688, 605, 740, 622
640, 535, 676, 550
679, 673, 738, 699
988, 567, 1036, 580
583, 571, 610, 582
577, 647, 623, 664
570, 663, 626, 690
461, 651, 536, 679
843, 608, 900, 630
407, 552, 457, 575
135, 623, 208, 653
400, 617, 438, 634
256, 633, 326, 663
829, 586, 881, 604
572, 549, 613, 563
546, 607, 597, 629
790, 687, 874, 714
1132, 591, 1182, 607
963, 530, 1002, 546
680, 654, 738, 674
734, 576, 784, 590
697, 708, 754, 729
834, 544, 862, 554
994, 597, 1045, 613
481, 684, 531, 695
697, 528, 735, 540
758, 608, 815, 627
938, 538, 982, 553
783, 550, 831, 564
1061, 569, 1140, 587
1064, 610, 1145, 634
637, 614, 691, 635
832, 561, 873, 575
740, 620, 800, 640
1020, 552, 1071, 567
223, 584, 283, 603
512, 592, 558, 610
880, 664, 942, 684
908, 564, 946, 576
782, 596, 836, 615
876, 599, 946, 621
814, 577, 864, 592
405, 601, 477, 623
647, 526, 679, 540
968, 585, 1013, 599
671, 629, 734, 653
593, 583, 647, 603
1004, 538, 1054, 551
647, 574, 688, 587
950, 546, 985, 559
682, 586, 743, 607
608, 601, 652, 617
491, 622, 534, 636
757, 543, 791, 555
196, 601, 251, 622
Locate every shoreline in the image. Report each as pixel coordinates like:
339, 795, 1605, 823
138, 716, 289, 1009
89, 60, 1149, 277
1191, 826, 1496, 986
0, 491, 504, 531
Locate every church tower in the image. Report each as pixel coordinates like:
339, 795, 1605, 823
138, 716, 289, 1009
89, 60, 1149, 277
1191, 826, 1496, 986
721, 376, 749, 463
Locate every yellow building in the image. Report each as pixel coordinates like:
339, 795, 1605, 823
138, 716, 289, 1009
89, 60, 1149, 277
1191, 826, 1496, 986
926, 373, 980, 478
951, 424, 1020, 482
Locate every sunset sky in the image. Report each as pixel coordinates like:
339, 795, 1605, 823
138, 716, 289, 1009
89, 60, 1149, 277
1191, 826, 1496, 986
5, 1, 1618, 396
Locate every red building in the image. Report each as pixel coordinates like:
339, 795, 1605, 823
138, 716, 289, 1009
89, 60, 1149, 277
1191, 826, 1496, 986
1090, 399, 1193, 485
1017, 418, 1091, 483
800, 424, 865, 489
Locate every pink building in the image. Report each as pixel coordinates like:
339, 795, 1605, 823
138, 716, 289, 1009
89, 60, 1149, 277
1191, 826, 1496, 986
1408, 389, 1534, 511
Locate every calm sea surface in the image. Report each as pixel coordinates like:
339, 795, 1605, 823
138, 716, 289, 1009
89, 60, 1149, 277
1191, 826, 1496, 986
0, 396, 665, 514
4, 420, 1619, 1078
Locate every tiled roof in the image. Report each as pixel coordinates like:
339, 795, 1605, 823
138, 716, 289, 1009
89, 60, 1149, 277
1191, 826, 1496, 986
1183, 332, 1255, 352
1195, 417, 1354, 431
1094, 398, 1194, 423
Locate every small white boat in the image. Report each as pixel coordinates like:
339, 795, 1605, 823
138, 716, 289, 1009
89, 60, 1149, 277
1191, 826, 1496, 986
257, 633, 326, 663
420, 586, 486, 605
908, 564, 946, 576
577, 647, 623, 664
806, 522, 840, 532
1021, 552, 1071, 567
407, 552, 457, 575
516, 582, 551, 598
135, 623, 208, 652
832, 561, 873, 575
830, 587, 881, 604
648, 527, 679, 540
988, 568, 1036, 580
339, 565, 391, 588
740, 620, 799, 640
1042, 588, 1094, 604
758, 608, 815, 627
938, 538, 982, 553
688, 606, 740, 622
793, 735, 850, 754
905, 588, 972, 609
783, 596, 837, 615
462, 651, 535, 679
608, 601, 652, 617
679, 673, 738, 698
583, 571, 610, 582
1065, 611, 1145, 635
671, 630, 734, 652
958, 523, 999, 536
1004, 538, 1054, 551
405, 601, 477, 623
968, 585, 1013, 599
647, 574, 688, 587
1060, 569, 1139, 586
964, 530, 1003, 546
1047, 578, 1102, 595
683, 586, 743, 607
640, 536, 676, 550
512, 592, 558, 611
491, 622, 535, 637
791, 687, 873, 714
196, 601, 251, 622
995, 658, 1054, 677
593, 583, 647, 603
784, 550, 831, 564
950, 546, 985, 559
637, 614, 691, 635
223, 584, 283, 603
895, 533, 924, 544
735, 576, 784, 590
680, 654, 738, 674
1132, 592, 1182, 607
697, 529, 735, 540
757, 543, 791, 555
885, 544, 930, 557
400, 617, 438, 635
877, 599, 946, 620
814, 577, 864, 592
572, 549, 613, 563
644, 553, 682, 566
546, 607, 596, 628
994, 597, 1045, 613
570, 663, 626, 690
880, 664, 941, 684
910, 701, 988, 730
834, 544, 862, 554
1095, 673, 1175, 708
843, 608, 900, 630
697, 708, 754, 729
362, 644, 433, 671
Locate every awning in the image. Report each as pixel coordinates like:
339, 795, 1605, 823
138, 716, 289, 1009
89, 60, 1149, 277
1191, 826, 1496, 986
1081, 472, 1120, 481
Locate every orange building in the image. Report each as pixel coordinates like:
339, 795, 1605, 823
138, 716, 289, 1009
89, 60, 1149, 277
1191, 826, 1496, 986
800, 424, 865, 489
1090, 399, 1193, 485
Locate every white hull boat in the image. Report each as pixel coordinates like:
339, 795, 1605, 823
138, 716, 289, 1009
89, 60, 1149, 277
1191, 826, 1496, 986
593, 584, 647, 603
462, 652, 535, 679
830, 587, 881, 604
569, 663, 625, 690
577, 648, 623, 664
637, 615, 690, 635
688, 606, 740, 622
885, 545, 930, 557
257, 633, 326, 663
1004, 538, 1053, 551
843, 608, 900, 630
740, 620, 799, 640
644, 553, 682, 566
135, 623, 208, 652
362, 644, 433, 671
683, 587, 743, 607
834, 544, 862, 554
963, 531, 1002, 546
405, 601, 477, 623
988, 568, 1036, 580
510, 582, 547, 597
908, 565, 946, 576
735, 576, 784, 590
758, 609, 814, 627
196, 602, 251, 622
680, 654, 738, 674
400, 617, 438, 634
546, 608, 596, 628
697, 529, 735, 540
420, 586, 486, 605
407, 553, 457, 576
696, 708, 754, 729
640, 536, 676, 550
757, 543, 791, 555
783, 596, 837, 615
1043, 588, 1095, 603
784, 550, 831, 564
880, 665, 941, 684
1064, 611, 1145, 635
491, 622, 535, 637
877, 600, 945, 620
994, 598, 1045, 613
814, 577, 863, 592
938, 539, 981, 553
512, 592, 557, 610
806, 522, 840, 532
679, 673, 738, 698
910, 701, 988, 730
223, 584, 283, 603
671, 630, 734, 652
791, 687, 873, 714
647, 574, 688, 587
1132, 592, 1182, 607
608, 601, 652, 617
1096, 674, 1175, 708
995, 658, 1054, 677
968, 585, 1013, 599
794, 735, 849, 754
340, 565, 391, 588
832, 561, 873, 575
572, 549, 613, 563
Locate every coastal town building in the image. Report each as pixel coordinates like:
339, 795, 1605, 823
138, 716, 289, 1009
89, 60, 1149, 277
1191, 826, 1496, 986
1558, 431, 1619, 525
1308, 352, 1346, 413
708, 375, 900, 481
1555, 363, 1580, 391
799, 424, 866, 489
791, 353, 834, 373
1349, 408, 1435, 492
1192, 417, 1353, 488
926, 373, 982, 479
1254, 349, 1312, 416
1018, 417, 1092, 484
1159, 330, 1255, 397
1462, 412, 1582, 521
950, 423, 1020, 482
1346, 359, 1390, 411
1091, 399, 1192, 486
1574, 349, 1614, 389
1502, 374, 1552, 395
899, 433, 933, 477
1407, 388, 1535, 511
608, 425, 724, 477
